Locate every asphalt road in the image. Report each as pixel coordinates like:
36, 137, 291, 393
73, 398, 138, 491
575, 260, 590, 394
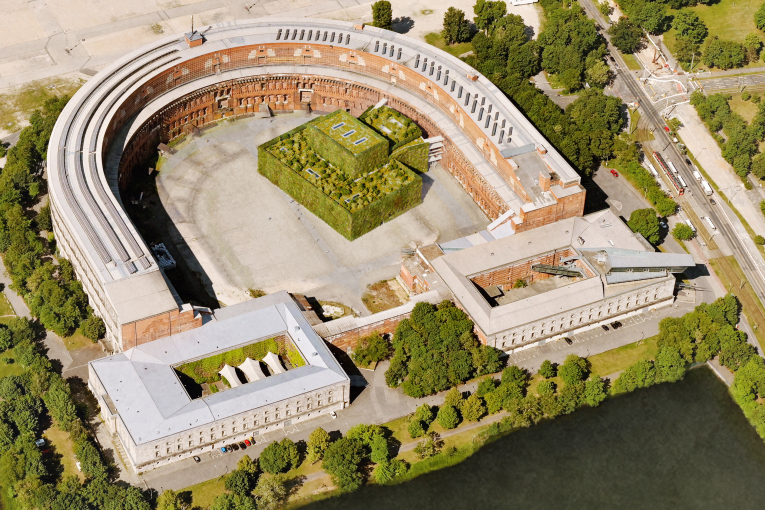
580, 0, 765, 309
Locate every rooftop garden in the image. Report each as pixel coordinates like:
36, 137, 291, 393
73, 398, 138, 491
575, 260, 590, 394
311, 110, 386, 155
174, 336, 305, 390
360, 105, 422, 148
266, 130, 418, 213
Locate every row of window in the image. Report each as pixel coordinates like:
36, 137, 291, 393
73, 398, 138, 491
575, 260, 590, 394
276, 28, 350, 46
151, 392, 336, 457
498, 290, 664, 347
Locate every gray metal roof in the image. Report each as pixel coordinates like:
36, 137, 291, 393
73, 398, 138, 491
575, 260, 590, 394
89, 291, 348, 445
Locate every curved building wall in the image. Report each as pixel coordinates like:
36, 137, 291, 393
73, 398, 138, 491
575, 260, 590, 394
48, 19, 586, 352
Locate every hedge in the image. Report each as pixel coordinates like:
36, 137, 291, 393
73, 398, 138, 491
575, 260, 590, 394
174, 337, 304, 384
391, 138, 429, 173
309, 110, 388, 177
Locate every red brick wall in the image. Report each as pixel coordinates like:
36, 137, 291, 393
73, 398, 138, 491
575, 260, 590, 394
321, 314, 411, 352
107, 41, 585, 229
470, 247, 578, 289
121, 308, 203, 350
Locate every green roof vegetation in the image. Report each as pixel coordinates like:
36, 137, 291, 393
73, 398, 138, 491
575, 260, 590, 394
267, 130, 418, 212
360, 106, 422, 146
174, 337, 305, 386
311, 110, 386, 155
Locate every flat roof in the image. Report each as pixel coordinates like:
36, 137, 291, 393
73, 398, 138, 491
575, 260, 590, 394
311, 110, 385, 155
89, 291, 348, 445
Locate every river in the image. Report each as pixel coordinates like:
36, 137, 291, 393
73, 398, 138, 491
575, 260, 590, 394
306, 367, 765, 509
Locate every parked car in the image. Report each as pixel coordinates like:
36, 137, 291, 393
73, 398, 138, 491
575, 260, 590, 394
610, 169, 619, 177
564, 337, 573, 345
249, 437, 256, 445
34, 439, 45, 448
239, 442, 247, 450
330, 411, 338, 419
220, 446, 228, 453
611, 321, 622, 329
244, 439, 252, 447
601, 325, 609, 332
193, 456, 201, 463
231, 443, 239, 451
710, 198, 716, 205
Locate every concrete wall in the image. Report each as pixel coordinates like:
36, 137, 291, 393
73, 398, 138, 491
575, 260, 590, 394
484, 276, 676, 350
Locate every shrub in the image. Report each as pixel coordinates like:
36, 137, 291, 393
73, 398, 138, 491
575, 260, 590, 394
81, 315, 105, 341
672, 223, 695, 241
756, 235, 765, 245
537, 380, 556, 396
437, 405, 460, 429
539, 360, 556, 379
408, 419, 426, 438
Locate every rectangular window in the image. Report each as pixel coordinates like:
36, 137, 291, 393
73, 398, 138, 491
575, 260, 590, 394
383, 43, 387, 54
277, 29, 282, 40
331, 32, 335, 42
308, 30, 312, 40
300, 29, 305, 40
323, 32, 328, 42
465, 92, 470, 106
328, 396, 333, 403
375, 41, 379, 52
167, 448, 170, 454
458, 86, 463, 98
189, 441, 193, 447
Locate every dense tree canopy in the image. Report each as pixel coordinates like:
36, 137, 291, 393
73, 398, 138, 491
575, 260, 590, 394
384, 301, 502, 397
608, 17, 643, 53
627, 208, 661, 245
672, 11, 707, 45
442, 7, 472, 44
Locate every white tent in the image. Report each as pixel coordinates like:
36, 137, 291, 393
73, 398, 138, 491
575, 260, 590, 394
263, 352, 286, 375
238, 357, 266, 382
218, 364, 242, 388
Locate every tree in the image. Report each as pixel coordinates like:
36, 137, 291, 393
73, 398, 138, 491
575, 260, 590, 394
413, 403, 435, 425
672, 11, 707, 45
756, 2, 765, 31
252, 474, 288, 510
307, 427, 331, 463
756, 235, 765, 245
537, 380, 556, 396
371, 0, 393, 30
637, 2, 667, 34
81, 315, 105, 342
36, 204, 52, 232
209, 494, 256, 510
598, 1, 611, 16
259, 439, 299, 474
225, 455, 259, 497
373, 458, 408, 484
654, 346, 687, 383
558, 354, 588, 386
674, 37, 702, 67
704, 37, 746, 70
539, 360, 556, 379
476, 377, 497, 397
586, 61, 611, 88
443, 387, 463, 408
322, 437, 365, 492
408, 419, 425, 438
608, 18, 643, 54
442, 7, 472, 45
628, 208, 661, 245
414, 431, 443, 459
437, 404, 460, 429
474, 0, 507, 35
352, 333, 390, 366
461, 393, 486, 421
156, 489, 185, 510
672, 223, 695, 241
744, 33, 763, 63
584, 377, 607, 407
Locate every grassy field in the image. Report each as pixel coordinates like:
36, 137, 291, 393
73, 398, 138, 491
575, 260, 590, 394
62, 328, 95, 351
423, 33, 474, 58
0, 292, 15, 317
710, 256, 765, 353
620, 52, 642, 71
0, 347, 26, 379
588, 335, 660, 376
728, 93, 761, 124
182, 476, 227, 509
43, 422, 84, 482
663, 0, 765, 70
0, 77, 84, 135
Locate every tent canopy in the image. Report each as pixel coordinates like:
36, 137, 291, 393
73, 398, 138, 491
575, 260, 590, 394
263, 352, 286, 375
238, 357, 266, 382
218, 364, 242, 388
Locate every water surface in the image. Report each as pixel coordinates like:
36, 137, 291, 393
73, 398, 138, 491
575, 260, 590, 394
309, 368, 765, 509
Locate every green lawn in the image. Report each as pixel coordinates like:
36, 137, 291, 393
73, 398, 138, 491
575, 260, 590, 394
0, 77, 84, 134
663, 0, 765, 70
0, 292, 15, 317
588, 335, 660, 376
423, 33, 474, 58
44, 422, 84, 482
62, 328, 95, 351
0, 347, 26, 379
728, 93, 761, 123
620, 52, 642, 71
181, 476, 227, 509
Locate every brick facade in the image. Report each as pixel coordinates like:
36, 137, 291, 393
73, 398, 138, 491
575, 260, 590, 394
107, 42, 585, 231
121, 308, 203, 350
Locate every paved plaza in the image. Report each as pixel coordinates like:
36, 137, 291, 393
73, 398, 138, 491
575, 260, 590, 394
155, 114, 490, 310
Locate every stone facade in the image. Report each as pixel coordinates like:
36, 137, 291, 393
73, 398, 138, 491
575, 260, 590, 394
90, 367, 347, 469
482, 276, 676, 351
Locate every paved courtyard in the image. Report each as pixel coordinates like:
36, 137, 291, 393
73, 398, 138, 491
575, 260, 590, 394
155, 113, 490, 310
